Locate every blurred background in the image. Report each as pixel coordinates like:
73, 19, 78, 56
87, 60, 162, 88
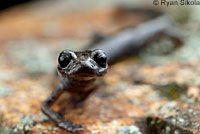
0, 0, 200, 134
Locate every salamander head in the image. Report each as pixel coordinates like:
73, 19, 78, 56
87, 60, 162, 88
57, 49, 108, 80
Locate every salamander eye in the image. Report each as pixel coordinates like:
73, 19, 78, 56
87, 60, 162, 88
58, 52, 71, 68
93, 50, 107, 68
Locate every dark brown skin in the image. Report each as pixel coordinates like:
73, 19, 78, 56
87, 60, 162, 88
41, 10, 183, 133
88, 15, 183, 64
41, 49, 108, 132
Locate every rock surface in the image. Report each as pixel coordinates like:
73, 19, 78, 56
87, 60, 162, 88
0, 0, 199, 134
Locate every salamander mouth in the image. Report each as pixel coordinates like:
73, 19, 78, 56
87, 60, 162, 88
71, 73, 96, 77
67, 73, 97, 80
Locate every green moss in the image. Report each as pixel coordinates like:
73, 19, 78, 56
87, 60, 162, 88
155, 82, 188, 100
146, 117, 193, 134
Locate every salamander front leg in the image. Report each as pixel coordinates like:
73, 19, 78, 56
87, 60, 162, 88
41, 83, 84, 132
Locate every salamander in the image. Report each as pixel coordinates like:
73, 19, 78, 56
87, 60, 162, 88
41, 8, 183, 133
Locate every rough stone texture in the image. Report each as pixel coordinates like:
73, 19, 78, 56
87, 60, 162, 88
0, 0, 199, 134
146, 101, 200, 134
